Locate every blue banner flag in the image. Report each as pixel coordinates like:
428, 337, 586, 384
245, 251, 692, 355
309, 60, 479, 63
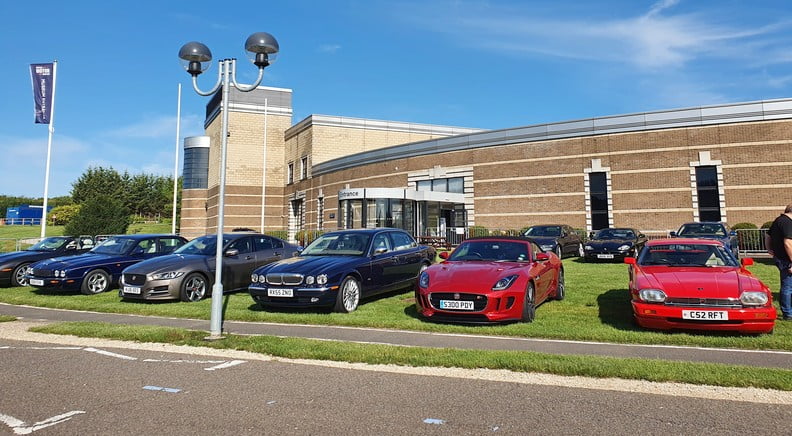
30, 63, 54, 124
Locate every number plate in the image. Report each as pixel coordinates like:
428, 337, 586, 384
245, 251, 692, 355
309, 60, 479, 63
29, 279, 44, 286
682, 310, 728, 320
597, 254, 615, 259
123, 286, 141, 295
439, 300, 475, 310
268, 288, 294, 297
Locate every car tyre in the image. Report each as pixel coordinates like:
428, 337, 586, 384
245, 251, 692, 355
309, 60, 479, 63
555, 246, 563, 259
554, 268, 565, 301
180, 273, 207, 302
81, 269, 110, 295
11, 262, 31, 287
334, 276, 360, 313
521, 282, 536, 322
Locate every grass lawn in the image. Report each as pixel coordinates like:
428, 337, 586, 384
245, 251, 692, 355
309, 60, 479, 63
1, 257, 789, 351
30, 321, 792, 391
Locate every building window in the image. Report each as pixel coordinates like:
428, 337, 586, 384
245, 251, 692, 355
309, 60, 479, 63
300, 156, 308, 180
287, 162, 294, 185
695, 165, 721, 221
415, 177, 463, 194
589, 172, 609, 231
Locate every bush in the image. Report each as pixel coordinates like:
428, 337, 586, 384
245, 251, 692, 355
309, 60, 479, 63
761, 221, 774, 229
468, 226, 490, 237
65, 194, 130, 236
47, 204, 81, 226
731, 222, 757, 230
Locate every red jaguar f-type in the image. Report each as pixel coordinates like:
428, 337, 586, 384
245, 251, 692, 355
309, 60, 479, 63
625, 238, 776, 334
415, 237, 564, 323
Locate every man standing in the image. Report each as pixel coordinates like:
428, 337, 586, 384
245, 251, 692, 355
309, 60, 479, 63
766, 204, 792, 320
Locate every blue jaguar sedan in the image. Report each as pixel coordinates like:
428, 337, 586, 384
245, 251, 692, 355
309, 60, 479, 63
26, 234, 187, 295
249, 228, 435, 312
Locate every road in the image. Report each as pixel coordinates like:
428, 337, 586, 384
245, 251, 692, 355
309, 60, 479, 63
0, 324, 790, 435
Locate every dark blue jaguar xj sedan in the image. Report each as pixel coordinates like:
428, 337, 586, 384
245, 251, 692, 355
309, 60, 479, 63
26, 234, 187, 295
249, 228, 435, 312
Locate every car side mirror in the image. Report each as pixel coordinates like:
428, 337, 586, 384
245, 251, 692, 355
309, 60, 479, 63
624, 257, 637, 265
729, 230, 737, 236
373, 247, 388, 256
740, 257, 754, 267
669, 231, 677, 237
224, 248, 239, 257
439, 251, 449, 260
536, 252, 550, 261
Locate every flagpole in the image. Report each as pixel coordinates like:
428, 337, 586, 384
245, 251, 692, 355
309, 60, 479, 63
40, 60, 58, 239
172, 83, 182, 234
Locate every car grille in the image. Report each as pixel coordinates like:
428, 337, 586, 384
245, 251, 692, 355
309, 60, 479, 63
429, 292, 488, 311
266, 273, 303, 286
31, 267, 53, 277
123, 273, 147, 286
665, 297, 742, 308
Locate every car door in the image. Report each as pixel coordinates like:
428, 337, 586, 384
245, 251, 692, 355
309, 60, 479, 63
389, 231, 423, 284
368, 232, 398, 294
252, 235, 283, 267
222, 236, 256, 291
530, 241, 554, 302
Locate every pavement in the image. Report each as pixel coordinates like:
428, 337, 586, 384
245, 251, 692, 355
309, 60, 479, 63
1, 302, 791, 369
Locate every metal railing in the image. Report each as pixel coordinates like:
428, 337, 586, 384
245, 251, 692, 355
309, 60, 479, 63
0, 218, 44, 226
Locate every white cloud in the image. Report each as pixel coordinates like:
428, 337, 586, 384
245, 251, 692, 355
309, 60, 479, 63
318, 44, 342, 54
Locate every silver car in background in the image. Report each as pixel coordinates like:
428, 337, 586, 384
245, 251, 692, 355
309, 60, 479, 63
120, 233, 299, 302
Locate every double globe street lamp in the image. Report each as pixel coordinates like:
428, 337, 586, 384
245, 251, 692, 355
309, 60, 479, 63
178, 32, 279, 339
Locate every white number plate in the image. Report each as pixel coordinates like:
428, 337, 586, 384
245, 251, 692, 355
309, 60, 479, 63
682, 310, 728, 320
123, 286, 141, 295
268, 288, 294, 297
597, 254, 615, 259
29, 279, 44, 286
439, 300, 475, 310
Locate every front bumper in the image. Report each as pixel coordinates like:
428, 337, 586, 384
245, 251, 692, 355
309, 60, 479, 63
119, 277, 180, 301
415, 288, 523, 324
632, 301, 776, 333
249, 284, 338, 308
25, 275, 81, 290
584, 251, 631, 261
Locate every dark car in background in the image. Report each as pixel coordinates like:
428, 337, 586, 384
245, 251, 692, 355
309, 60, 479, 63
670, 222, 739, 255
583, 228, 647, 261
523, 224, 583, 258
0, 236, 94, 287
249, 228, 435, 313
26, 234, 187, 294
120, 233, 300, 302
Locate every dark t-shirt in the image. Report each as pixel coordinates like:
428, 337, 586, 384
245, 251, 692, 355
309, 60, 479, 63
769, 214, 792, 262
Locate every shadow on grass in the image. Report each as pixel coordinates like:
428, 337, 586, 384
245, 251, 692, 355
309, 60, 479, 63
31, 288, 81, 296
596, 288, 639, 331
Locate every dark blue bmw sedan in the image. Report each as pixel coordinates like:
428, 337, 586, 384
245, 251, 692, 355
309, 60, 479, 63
249, 228, 435, 312
26, 234, 187, 295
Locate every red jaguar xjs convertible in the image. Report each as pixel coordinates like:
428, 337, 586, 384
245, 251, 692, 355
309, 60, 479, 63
625, 238, 776, 334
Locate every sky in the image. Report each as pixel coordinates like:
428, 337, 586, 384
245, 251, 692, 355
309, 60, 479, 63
2, 0, 791, 198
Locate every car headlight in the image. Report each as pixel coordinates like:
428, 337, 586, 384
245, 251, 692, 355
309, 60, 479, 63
492, 275, 518, 291
316, 274, 328, 285
584, 245, 593, 250
638, 289, 666, 303
540, 244, 554, 252
618, 244, 631, 251
258, 274, 267, 283
305, 275, 315, 285
251, 274, 258, 283
56, 270, 66, 278
740, 291, 769, 306
150, 271, 184, 280
419, 271, 430, 288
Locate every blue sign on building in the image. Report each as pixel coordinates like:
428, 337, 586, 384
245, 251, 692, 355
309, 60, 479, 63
4, 205, 52, 225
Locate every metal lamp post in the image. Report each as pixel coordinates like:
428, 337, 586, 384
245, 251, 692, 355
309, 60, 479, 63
178, 32, 279, 339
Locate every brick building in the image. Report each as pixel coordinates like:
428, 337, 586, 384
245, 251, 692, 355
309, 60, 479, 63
179, 86, 792, 241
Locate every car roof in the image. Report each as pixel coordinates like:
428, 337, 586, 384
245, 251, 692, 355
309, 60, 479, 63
110, 234, 181, 240
323, 228, 406, 235
463, 236, 534, 243
647, 238, 723, 246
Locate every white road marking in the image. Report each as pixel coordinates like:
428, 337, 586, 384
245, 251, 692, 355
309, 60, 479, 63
204, 360, 246, 371
83, 347, 137, 360
143, 386, 181, 393
0, 411, 85, 435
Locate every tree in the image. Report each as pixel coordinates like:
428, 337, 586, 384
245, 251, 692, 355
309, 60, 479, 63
47, 204, 81, 226
70, 167, 126, 205
65, 194, 130, 236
